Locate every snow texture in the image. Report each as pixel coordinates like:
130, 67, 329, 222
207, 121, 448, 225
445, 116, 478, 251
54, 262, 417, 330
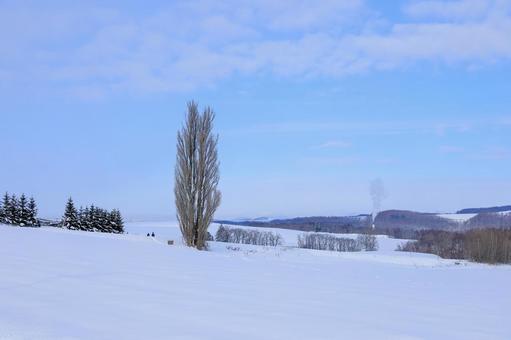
1, 222, 510, 339
436, 213, 478, 222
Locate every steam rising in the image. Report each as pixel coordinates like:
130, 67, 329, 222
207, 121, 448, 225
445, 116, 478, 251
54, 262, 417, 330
370, 178, 387, 227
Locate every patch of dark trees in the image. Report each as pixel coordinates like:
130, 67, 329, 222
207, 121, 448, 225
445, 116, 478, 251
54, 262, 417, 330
297, 231, 378, 252
216, 215, 373, 233
215, 225, 283, 246
217, 216, 417, 240
375, 210, 511, 233
375, 210, 457, 230
62, 198, 124, 234
397, 229, 511, 264
218, 210, 511, 241
457, 205, 511, 214
0, 192, 39, 227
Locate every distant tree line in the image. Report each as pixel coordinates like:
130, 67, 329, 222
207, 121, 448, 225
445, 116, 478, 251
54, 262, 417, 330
457, 205, 511, 214
215, 225, 283, 246
397, 228, 511, 264
464, 213, 511, 229
62, 198, 124, 234
216, 216, 372, 234
297, 231, 378, 252
219, 210, 511, 240
0, 192, 39, 227
375, 210, 458, 230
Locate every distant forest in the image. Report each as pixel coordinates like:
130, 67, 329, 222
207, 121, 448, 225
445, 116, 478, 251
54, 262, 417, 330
217, 207, 511, 240
457, 205, 511, 214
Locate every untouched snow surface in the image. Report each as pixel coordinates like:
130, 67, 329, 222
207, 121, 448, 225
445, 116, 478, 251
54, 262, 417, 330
1, 222, 510, 339
436, 213, 478, 222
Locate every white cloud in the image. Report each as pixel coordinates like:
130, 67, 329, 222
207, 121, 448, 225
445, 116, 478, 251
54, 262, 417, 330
403, 0, 496, 20
235, 118, 485, 136
314, 140, 352, 149
439, 145, 465, 153
469, 147, 511, 160
1, 0, 511, 95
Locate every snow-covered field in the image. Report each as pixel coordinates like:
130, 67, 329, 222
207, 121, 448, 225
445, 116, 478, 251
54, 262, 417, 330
1, 222, 510, 339
436, 213, 478, 222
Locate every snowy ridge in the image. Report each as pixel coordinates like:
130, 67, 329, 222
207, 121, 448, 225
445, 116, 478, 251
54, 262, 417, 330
436, 213, 478, 222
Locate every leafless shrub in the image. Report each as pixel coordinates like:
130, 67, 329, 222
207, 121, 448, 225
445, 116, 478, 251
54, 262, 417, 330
464, 229, 511, 264
397, 228, 511, 264
357, 229, 379, 251
215, 225, 283, 246
297, 233, 362, 252
174, 101, 221, 250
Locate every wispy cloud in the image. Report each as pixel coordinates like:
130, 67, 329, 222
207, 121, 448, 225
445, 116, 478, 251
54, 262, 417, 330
468, 147, 511, 160
1, 0, 511, 95
403, 0, 496, 21
229, 117, 498, 137
313, 140, 352, 149
439, 145, 465, 153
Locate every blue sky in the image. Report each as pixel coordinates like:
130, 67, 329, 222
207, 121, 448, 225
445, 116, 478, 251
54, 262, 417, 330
1, 0, 510, 220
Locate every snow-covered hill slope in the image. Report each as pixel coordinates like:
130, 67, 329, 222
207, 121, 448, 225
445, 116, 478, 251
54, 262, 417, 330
436, 213, 478, 222
1, 223, 510, 339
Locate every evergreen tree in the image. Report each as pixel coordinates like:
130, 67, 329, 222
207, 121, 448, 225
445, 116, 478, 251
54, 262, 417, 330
1, 193, 11, 224
58, 199, 124, 234
27, 197, 38, 226
89, 205, 98, 232
77, 206, 86, 231
19, 194, 28, 226
97, 208, 108, 232
82, 206, 91, 231
62, 197, 79, 230
10, 194, 20, 225
109, 209, 124, 234
0, 194, 5, 224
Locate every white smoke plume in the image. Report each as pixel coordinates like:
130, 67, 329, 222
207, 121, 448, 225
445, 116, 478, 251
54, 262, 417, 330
370, 178, 387, 227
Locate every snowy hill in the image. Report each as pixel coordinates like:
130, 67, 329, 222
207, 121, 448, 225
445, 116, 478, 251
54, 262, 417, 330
1, 223, 510, 339
436, 213, 478, 222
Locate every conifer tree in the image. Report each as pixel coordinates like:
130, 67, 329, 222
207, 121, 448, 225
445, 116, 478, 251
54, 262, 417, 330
99, 208, 109, 232
0, 195, 5, 224
10, 194, 20, 225
109, 209, 124, 234
89, 205, 98, 232
82, 206, 91, 231
27, 197, 38, 226
1, 193, 11, 224
95, 207, 104, 232
77, 206, 85, 231
19, 194, 28, 226
62, 197, 79, 230
57, 199, 125, 234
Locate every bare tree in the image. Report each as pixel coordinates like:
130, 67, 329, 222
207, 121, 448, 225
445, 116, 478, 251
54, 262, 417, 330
214, 225, 283, 246
357, 228, 378, 251
297, 233, 362, 252
175, 101, 221, 250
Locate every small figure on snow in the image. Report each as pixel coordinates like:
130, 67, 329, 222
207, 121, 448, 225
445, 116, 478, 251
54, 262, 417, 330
151, 232, 155, 237
147, 233, 150, 237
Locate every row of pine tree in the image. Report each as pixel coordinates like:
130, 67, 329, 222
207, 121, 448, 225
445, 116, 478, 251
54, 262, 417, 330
0, 193, 124, 234
62, 198, 124, 234
0, 193, 39, 226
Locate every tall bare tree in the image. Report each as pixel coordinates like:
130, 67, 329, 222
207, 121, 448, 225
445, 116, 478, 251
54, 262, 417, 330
174, 101, 221, 250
